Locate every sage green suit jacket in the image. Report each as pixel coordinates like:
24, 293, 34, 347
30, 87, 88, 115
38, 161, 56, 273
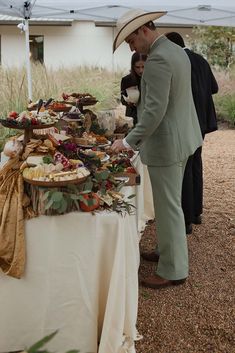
126, 36, 203, 166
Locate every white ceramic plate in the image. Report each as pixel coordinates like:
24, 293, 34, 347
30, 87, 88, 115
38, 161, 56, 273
101, 154, 110, 163
97, 140, 111, 148
114, 176, 130, 183
62, 117, 83, 122
51, 133, 71, 141
77, 143, 95, 148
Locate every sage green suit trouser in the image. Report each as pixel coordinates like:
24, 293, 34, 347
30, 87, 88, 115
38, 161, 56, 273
148, 159, 188, 280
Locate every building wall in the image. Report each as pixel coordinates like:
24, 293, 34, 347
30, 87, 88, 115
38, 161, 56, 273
0, 21, 193, 72
0, 25, 26, 67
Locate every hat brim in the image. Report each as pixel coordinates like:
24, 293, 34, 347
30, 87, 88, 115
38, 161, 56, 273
113, 11, 167, 53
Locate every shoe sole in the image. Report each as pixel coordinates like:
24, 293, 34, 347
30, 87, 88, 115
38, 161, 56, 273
141, 279, 186, 289
141, 255, 159, 262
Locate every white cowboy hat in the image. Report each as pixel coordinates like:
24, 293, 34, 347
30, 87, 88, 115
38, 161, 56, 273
113, 9, 167, 52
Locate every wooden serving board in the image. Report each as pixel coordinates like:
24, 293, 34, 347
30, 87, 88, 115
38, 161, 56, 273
0, 120, 54, 131
48, 105, 72, 112
0, 120, 55, 146
23, 175, 88, 187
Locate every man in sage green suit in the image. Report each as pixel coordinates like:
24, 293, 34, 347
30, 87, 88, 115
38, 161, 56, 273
112, 9, 203, 288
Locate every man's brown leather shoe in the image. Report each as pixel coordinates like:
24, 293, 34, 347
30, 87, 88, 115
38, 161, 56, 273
141, 251, 159, 262
141, 274, 186, 289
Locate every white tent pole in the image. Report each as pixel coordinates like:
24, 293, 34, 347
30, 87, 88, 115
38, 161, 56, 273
24, 19, 33, 102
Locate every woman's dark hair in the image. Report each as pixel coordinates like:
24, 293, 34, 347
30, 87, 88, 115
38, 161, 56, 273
130, 52, 147, 81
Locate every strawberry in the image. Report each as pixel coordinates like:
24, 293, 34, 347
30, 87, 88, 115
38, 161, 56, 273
62, 93, 69, 100
105, 180, 113, 190
8, 111, 18, 119
126, 167, 136, 174
31, 118, 38, 125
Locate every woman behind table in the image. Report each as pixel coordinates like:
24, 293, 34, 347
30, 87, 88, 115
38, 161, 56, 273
121, 52, 147, 126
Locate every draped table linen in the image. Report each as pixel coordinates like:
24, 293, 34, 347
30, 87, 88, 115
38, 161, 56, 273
131, 153, 154, 234
0, 211, 139, 353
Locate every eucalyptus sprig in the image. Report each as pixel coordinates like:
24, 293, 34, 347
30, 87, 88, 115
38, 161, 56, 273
112, 193, 136, 215
41, 179, 96, 214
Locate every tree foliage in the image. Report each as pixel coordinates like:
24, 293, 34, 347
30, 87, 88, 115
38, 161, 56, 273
190, 26, 235, 68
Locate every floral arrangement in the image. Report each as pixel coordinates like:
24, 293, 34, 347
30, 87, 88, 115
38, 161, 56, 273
40, 170, 136, 215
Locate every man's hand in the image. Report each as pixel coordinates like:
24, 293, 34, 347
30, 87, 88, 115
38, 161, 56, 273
111, 139, 131, 153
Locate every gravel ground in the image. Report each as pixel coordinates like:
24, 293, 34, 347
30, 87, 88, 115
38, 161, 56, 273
136, 124, 235, 353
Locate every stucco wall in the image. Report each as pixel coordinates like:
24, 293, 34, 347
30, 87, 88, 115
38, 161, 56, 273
1, 25, 26, 67
0, 21, 193, 72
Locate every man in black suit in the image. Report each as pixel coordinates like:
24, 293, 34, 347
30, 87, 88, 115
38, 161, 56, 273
166, 31, 219, 234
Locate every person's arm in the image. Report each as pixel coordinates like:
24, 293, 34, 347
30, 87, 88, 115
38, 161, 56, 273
125, 55, 172, 150
111, 137, 132, 153
120, 77, 128, 107
112, 55, 172, 154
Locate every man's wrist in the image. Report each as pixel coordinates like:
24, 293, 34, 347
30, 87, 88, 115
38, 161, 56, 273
123, 138, 131, 149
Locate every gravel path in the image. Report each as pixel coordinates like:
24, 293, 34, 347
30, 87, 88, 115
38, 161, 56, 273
136, 125, 235, 353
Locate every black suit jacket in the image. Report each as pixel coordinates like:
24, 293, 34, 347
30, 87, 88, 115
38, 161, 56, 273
120, 73, 140, 125
185, 48, 218, 135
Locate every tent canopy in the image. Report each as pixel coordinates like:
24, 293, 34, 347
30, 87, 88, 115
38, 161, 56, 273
0, 0, 235, 26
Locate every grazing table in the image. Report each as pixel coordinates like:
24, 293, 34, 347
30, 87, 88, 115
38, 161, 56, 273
0, 154, 153, 353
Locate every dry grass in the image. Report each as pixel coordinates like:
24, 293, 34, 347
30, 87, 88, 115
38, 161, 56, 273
214, 65, 235, 97
0, 66, 28, 114
136, 124, 235, 353
0, 63, 234, 123
0, 63, 124, 117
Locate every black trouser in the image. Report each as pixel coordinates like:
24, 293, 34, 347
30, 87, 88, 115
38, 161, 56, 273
182, 146, 203, 225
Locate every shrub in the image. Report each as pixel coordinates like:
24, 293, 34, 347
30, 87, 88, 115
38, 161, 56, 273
219, 95, 235, 126
189, 26, 235, 68
214, 65, 235, 126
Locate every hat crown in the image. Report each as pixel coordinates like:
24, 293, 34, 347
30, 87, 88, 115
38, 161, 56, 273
116, 9, 147, 33
113, 9, 167, 52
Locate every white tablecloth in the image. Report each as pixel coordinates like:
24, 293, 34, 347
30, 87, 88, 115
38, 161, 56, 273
132, 153, 154, 233
0, 211, 139, 353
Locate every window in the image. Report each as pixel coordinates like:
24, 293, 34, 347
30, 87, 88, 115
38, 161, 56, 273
29, 35, 44, 63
